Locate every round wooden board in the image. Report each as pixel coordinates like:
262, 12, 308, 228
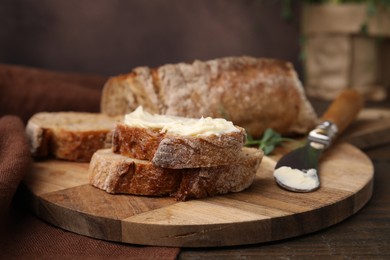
23, 142, 374, 247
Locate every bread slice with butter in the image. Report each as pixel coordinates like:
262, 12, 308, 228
88, 148, 263, 201
101, 56, 318, 138
26, 112, 121, 162
112, 107, 246, 169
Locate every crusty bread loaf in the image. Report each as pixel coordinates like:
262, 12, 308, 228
112, 108, 246, 169
26, 112, 121, 162
101, 56, 318, 138
88, 148, 263, 201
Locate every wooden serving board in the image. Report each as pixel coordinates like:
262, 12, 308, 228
342, 108, 390, 149
22, 142, 374, 247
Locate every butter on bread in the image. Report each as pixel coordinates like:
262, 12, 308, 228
26, 112, 121, 162
101, 56, 318, 138
112, 107, 246, 169
88, 148, 263, 201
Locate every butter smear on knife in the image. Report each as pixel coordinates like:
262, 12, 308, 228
274, 166, 319, 191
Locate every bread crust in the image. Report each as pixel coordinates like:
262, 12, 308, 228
26, 112, 120, 162
51, 129, 113, 162
25, 120, 52, 157
89, 149, 181, 196
101, 56, 318, 138
88, 148, 263, 200
175, 147, 263, 201
112, 123, 246, 169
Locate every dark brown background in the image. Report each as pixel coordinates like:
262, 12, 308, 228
0, 0, 303, 77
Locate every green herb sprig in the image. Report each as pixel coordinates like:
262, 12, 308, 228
245, 128, 295, 155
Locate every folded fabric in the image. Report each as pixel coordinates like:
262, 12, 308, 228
0, 116, 31, 218
0, 64, 107, 123
0, 64, 180, 259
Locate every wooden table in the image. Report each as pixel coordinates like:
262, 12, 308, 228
178, 98, 390, 259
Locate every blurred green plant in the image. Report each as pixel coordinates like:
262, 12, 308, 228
245, 128, 296, 155
281, 0, 390, 20
300, 0, 390, 34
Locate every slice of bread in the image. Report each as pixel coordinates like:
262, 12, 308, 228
88, 149, 181, 196
88, 148, 263, 201
175, 147, 263, 201
101, 56, 318, 138
26, 112, 121, 162
112, 107, 246, 169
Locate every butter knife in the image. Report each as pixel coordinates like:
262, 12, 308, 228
274, 89, 364, 192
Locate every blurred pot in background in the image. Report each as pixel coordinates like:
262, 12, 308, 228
301, 1, 390, 101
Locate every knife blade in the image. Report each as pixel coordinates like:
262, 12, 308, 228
273, 89, 364, 192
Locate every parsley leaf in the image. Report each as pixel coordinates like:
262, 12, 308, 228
245, 128, 295, 155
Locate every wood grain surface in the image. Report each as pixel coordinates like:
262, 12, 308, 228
22, 141, 374, 247
178, 105, 390, 258
342, 108, 390, 149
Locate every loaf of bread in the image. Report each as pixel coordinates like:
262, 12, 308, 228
101, 56, 318, 138
88, 148, 263, 201
112, 107, 246, 168
26, 112, 121, 162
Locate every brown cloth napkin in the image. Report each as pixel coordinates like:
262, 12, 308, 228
0, 64, 180, 259
0, 63, 106, 123
0, 116, 31, 218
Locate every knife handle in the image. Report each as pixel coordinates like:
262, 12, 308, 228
321, 89, 364, 135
